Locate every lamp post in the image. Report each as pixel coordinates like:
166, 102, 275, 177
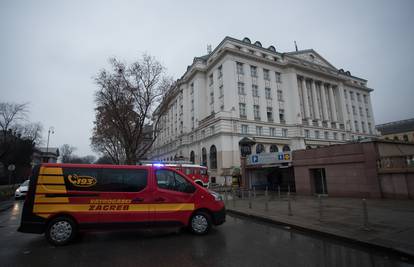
239, 137, 256, 189
46, 127, 55, 163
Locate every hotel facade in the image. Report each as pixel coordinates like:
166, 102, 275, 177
149, 37, 377, 185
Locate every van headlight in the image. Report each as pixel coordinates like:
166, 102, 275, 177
209, 190, 223, 201
16, 189, 20, 193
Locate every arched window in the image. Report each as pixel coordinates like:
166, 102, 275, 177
256, 144, 265, 154
270, 145, 278, 153
283, 145, 291, 152
394, 136, 399, 141
403, 135, 409, 142
209, 145, 217, 169
306, 145, 312, 150
190, 151, 195, 164
201, 148, 207, 167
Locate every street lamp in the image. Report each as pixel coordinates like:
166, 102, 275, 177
46, 127, 55, 162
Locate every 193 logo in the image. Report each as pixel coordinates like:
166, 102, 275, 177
68, 174, 97, 187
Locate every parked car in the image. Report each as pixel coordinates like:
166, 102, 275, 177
15, 180, 30, 200
18, 163, 225, 245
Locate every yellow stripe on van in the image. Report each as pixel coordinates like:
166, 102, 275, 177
39, 167, 63, 175
36, 185, 67, 194
34, 194, 69, 203
38, 175, 65, 184
37, 214, 51, 219
151, 203, 195, 212
33, 203, 195, 213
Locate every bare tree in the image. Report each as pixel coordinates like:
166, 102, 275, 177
91, 54, 172, 164
0, 102, 29, 133
60, 144, 76, 163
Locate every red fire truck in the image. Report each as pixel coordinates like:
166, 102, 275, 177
142, 161, 209, 187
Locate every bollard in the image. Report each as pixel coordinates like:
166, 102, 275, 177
232, 189, 236, 208
253, 186, 256, 199
362, 198, 370, 230
265, 186, 269, 212
248, 190, 252, 209
278, 185, 281, 199
288, 193, 292, 216
318, 195, 323, 222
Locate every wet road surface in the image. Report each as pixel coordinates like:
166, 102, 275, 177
0, 201, 412, 267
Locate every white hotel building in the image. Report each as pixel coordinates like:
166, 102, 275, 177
150, 36, 377, 184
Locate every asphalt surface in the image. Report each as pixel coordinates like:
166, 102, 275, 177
0, 201, 412, 267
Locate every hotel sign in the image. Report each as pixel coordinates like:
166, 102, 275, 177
247, 152, 292, 166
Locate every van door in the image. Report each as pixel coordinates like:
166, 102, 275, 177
61, 167, 151, 225
152, 169, 196, 226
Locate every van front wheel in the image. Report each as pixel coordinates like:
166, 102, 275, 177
45, 216, 77, 246
190, 211, 211, 235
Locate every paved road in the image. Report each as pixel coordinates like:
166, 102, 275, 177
0, 201, 412, 267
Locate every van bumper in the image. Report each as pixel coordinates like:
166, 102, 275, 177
18, 221, 45, 234
211, 208, 226, 225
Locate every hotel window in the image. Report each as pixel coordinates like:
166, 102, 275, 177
270, 144, 278, 152
250, 66, 258, 77
305, 129, 310, 138
315, 130, 320, 139
368, 122, 372, 134
241, 124, 248, 134
277, 89, 283, 101
346, 104, 350, 114
361, 121, 366, 133
354, 121, 359, 132
253, 105, 260, 120
209, 74, 213, 86
256, 126, 263, 136
282, 128, 288, 137
324, 131, 329, 139
344, 90, 347, 99
279, 109, 285, 123
256, 144, 265, 154
265, 87, 271, 99
267, 107, 273, 122
333, 132, 338, 140
252, 84, 259, 97
342, 133, 346, 140
190, 83, 194, 94
238, 82, 245, 95
236, 62, 244, 75
359, 107, 363, 116
275, 72, 281, 83
270, 127, 276, 137
357, 93, 361, 102
352, 105, 357, 115
239, 103, 246, 118
263, 69, 270, 80
366, 108, 370, 117
350, 91, 354, 100
218, 65, 223, 78
363, 95, 368, 104
219, 85, 224, 98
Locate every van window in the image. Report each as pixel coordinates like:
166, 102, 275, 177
200, 168, 207, 175
63, 168, 147, 192
156, 170, 195, 193
185, 168, 192, 175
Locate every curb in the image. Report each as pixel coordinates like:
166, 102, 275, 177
227, 209, 414, 262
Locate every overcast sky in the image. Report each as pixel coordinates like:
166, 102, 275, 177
1, 0, 413, 156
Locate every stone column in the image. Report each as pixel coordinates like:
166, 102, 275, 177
301, 78, 311, 120
311, 80, 321, 123
320, 82, 329, 122
360, 95, 370, 135
346, 90, 355, 132
328, 84, 338, 122
338, 83, 348, 129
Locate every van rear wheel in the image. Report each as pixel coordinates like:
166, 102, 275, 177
45, 216, 77, 246
190, 211, 211, 235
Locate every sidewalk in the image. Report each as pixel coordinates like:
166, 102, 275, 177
224, 193, 414, 257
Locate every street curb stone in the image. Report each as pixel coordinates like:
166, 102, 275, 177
227, 208, 414, 261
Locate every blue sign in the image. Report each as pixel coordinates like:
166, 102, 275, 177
252, 155, 259, 163
278, 153, 284, 160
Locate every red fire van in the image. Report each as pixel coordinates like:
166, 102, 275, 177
18, 163, 225, 245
